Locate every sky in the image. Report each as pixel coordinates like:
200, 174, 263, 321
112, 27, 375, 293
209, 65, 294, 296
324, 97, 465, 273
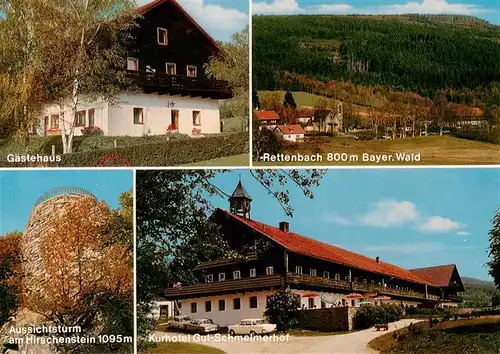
209, 169, 500, 281
252, 0, 500, 25
137, 0, 249, 42
0, 170, 133, 235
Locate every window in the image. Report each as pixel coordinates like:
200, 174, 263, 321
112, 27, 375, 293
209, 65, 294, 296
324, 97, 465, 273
310, 269, 317, 276
250, 268, 256, 277
205, 301, 211, 312
88, 109, 95, 127
354, 277, 359, 283
371, 280, 375, 285
323, 271, 330, 278
192, 111, 201, 126
146, 65, 156, 74
345, 276, 351, 281
266, 266, 274, 275
335, 274, 340, 281
233, 298, 241, 310
50, 115, 59, 129
157, 27, 168, 45
205, 274, 213, 283
233, 270, 241, 280
363, 279, 368, 284
266, 295, 271, 306
127, 57, 139, 71
133, 108, 144, 125
171, 110, 179, 129
218, 273, 225, 282
190, 302, 197, 313
308, 298, 315, 309
218, 299, 225, 311
249, 296, 258, 309
296, 266, 303, 274
75, 110, 86, 127
351, 300, 355, 307
187, 65, 197, 77
166, 62, 176, 75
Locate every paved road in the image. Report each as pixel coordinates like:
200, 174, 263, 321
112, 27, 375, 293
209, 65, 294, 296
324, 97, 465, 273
152, 319, 421, 354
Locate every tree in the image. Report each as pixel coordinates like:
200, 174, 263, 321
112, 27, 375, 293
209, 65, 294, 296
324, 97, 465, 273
0, 232, 22, 326
283, 91, 297, 109
260, 91, 283, 112
264, 289, 301, 331
253, 87, 260, 109
252, 119, 285, 159
488, 210, 500, 289
205, 26, 249, 122
491, 290, 500, 307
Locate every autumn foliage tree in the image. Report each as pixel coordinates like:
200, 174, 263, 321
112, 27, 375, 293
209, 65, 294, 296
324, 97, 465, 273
0, 232, 22, 326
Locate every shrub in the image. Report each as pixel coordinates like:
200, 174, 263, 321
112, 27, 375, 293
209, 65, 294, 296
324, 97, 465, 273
264, 289, 301, 331
353, 304, 403, 330
81, 126, 104, 136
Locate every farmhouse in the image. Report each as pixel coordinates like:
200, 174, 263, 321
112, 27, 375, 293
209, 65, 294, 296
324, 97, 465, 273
255, 110, 281, 130
165, 182, 465, 327
275, 124, 305, 142
303, 104, 343, 134
37, 0, 232, 137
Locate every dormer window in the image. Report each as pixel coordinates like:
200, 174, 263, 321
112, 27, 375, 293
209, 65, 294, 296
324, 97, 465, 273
166, 62, 176, 75
266, 266, 274, 275
127, 57, 139, 71
250, 268, 256, 277
187, 65, 197, 78
296, 266, 303, 274
157, 28, 168, 45
233, 270, 241, 280
218, 273, 225, 282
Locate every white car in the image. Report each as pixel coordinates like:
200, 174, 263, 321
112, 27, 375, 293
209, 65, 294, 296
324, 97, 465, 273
184, 318, 219, 334
228, 318, 277, 336
168, 315, 192, 330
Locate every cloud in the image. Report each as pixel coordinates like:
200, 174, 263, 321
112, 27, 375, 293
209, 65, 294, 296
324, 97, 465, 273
456, 231, 470, 236
252, 0, 352, 15
417, 216, 465, 233
361, 200, 418, 228
311, 4, 354, 14
382, 0, 487, 15
324, 213, 354, 226
177, 0, 248, 32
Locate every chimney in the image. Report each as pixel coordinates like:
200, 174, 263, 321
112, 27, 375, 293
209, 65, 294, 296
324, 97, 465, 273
376, 256, 380, 264
279, 221, 289, 233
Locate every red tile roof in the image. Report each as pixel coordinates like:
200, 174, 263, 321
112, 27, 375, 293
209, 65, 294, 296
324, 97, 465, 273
137, 0, 220, 52
255, 110, 280, 121
220, 209, 439, 287
409, 265, 456, 287
277, 124, 305, 135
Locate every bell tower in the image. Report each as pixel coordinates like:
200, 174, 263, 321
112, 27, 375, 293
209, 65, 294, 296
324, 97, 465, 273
229, 178, 252, 219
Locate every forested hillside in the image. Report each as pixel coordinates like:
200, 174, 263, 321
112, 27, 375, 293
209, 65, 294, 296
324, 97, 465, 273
253, 14, 500, 97
461, 277, 498, 308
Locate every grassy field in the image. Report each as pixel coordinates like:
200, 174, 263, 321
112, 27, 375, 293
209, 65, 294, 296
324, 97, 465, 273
370, 317, 500, 354
254, 136, 500, 166
184, 154, 249, 167
258, 90, 339, 108
221, 116, 248, 133
142, 342, 226, 354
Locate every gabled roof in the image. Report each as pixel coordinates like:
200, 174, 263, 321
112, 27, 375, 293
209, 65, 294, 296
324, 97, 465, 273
219, 209, 435, 287
137, 0, 221, 52
297, 108, 315, 118
229, 181, 252, 201
255, 110, 280, 121
276, 124, 305, 135
409, 264, 458, 287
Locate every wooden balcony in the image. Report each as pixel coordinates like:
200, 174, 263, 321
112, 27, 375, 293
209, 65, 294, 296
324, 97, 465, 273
445, 294, 463, 302
165, 275, 284, 300
127, 71, 233, 99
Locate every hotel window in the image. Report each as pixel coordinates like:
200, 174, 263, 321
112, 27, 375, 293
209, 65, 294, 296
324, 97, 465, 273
233, 270, 241, 280
308, 298, 315, 309
50, 115, 59, 129
296, 266, 303, 274
192, 111, 201, 126
218, 273, 225, 282
190, 302, 197, 313
127, 57, 139, 71
363, 279, 368, 284
187, 65, 197, 78
218, 299, 225, 311
133, 107, 144, 125
146, 65, 156, 74
75, 110, 86, 127
166, 62, 176, 75
205, 301, 211, 312
250, 268, 256, 277
323, 271, 330, 278
157, 27, 168, 45
88, 109, 95, 127
205, 274, 213, 283
310, 269, 317, 276
249, 296, 258, 309
266, 266, 274, 275
233, 298, 241, 310
335, 274, 340, 281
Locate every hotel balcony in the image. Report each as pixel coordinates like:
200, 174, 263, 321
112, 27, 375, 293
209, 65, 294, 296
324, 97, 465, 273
127, 70, 233, 99
444, 294, 463, 302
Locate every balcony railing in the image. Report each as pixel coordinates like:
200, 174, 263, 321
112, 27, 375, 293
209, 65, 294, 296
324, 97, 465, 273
127, 71, 233, 99
445, 294, 463, 302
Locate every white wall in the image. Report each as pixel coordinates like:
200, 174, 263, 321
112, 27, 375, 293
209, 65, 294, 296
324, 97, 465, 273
278, 132, 304, 142
149, 300, 175, 320
108, 93, 220, 137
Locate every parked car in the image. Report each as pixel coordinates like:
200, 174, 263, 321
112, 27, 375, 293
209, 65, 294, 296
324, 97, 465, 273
228, 318, 277, 336
168, 315, 192, 330
184, 319, 219, 334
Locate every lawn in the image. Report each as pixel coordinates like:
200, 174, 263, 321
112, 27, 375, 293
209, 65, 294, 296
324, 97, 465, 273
142, 342, 226, 354
254, 135, 500, 166
183, 154, 249, 167
258, 90, 339, 108
221, 116, 248, 133
369, 317, 500, 354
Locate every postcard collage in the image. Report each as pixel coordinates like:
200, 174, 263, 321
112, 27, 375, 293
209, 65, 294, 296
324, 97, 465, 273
1, 0, 500, 353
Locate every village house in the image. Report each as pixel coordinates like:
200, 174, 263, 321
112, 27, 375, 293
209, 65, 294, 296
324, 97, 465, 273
296, 108, 315, 125
37, 0, 232, 137
165, 182, 465, 327
255, 110, 281, 130
303, 103, 344, 134
275, 124, 305, 142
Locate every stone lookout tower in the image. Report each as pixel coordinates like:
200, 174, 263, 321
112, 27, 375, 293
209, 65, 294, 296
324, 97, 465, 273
23, 186, 96, 300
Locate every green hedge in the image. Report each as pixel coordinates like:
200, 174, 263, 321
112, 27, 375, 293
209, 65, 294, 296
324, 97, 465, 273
353, 304, 404, 330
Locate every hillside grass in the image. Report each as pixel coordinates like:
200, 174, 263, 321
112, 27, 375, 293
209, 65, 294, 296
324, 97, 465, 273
370, 317, 500, 354
258, 90, 340, 108
254, 135, 500, 166
142, 342, 226, 354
